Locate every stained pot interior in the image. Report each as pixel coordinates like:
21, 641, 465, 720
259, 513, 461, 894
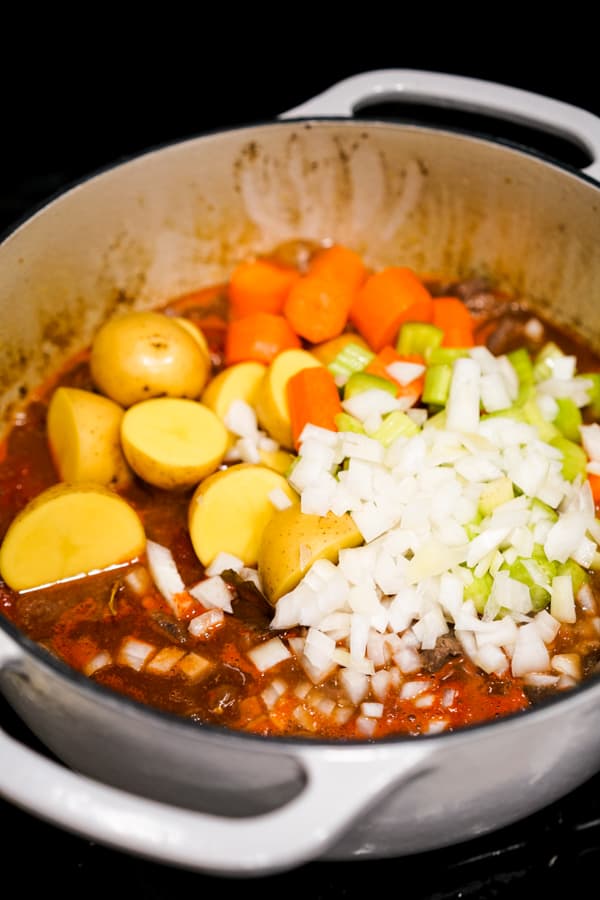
1, 119, 599, 432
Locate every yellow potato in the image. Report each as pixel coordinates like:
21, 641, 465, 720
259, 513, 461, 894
201, 360, 267, 421
121, 397, 228, 490
47, 386, 132, 489
0, 483, 146, 592
257, 505, 363, 604
188, 463, 298, 567
255, 349, 323, 449
90, 310, 210, 407
172, 318, 212, 369
258, 447, 296, 475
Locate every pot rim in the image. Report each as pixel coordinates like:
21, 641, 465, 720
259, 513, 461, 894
2, 113, 600, 752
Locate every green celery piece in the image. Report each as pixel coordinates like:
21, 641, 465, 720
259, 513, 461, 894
508, 557, 552, 612
344, 371, 397, 400
520, 398, 561, 442
334, 412, 365, 434
328, 342, 375, 381
550, 435, 588, 481
478, 476, 514, 517
422, 363, 452, 406
557, 558, 589, 595
533, 341, 564, 383
553, 397, 582, 442
507, 347, 534, 405
531, 544, 559, 581
397, 322, 443, 357
425, 346, 469, 366
371, 410, 419, 447
580, 372, 600, 420
464, 571, 493, 614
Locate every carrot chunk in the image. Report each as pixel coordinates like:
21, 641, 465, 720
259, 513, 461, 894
287, 365, 343, 449
308, 244, 367, 293
224, 312, 301, 366
350, 267, 433, 351
431, 296, 475, 347
228, 259, 300, 319
365, 345, 425, 402
283, 275, 354, 344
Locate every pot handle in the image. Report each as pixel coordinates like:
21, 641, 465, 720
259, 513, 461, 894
0, 720, 431, 877
280, 69, 600, 183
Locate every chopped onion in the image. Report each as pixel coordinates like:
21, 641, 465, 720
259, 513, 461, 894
84, 651, 112, 676
188, 607, 226, 637
145, 540, 187, 616
189, 575, 233, 613
117, 637, 156, 671
145, 646, 186, 674
247, 637, 291, 672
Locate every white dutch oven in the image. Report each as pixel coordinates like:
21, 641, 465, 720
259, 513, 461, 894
2, 70, 600, 877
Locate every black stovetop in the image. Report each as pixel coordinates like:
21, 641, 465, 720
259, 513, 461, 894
2, 50, 600, 897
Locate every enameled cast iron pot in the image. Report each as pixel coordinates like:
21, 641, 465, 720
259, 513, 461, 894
2, 70, 600, 878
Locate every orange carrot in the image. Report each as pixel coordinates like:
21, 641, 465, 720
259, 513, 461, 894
287, 365, 343, 449
283, 275, 353, 344
589, 473, 600, 507
308, 244, 367, 293
366, 345, 426, 401
431, 296, 475, 347
228, 258, 300, 319
224, 312, 301, 366
350, 267, 433, 352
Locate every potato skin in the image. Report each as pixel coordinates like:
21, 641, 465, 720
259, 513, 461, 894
257, 504, 363, 604
90, 311, 210, 407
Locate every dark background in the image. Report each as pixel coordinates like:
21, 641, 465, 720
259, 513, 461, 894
2, 24, 600, 899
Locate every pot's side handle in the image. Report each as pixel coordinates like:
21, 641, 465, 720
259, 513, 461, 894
280, 69, 600, 183
0, 722, 432, 877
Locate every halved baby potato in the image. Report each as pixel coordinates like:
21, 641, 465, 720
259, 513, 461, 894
121, 397, 228, 490
47, 386, 132, 489
90, 310, 210, 407
201, 360, 267, 421
257, 504, 363, 604
188, 463, 298, 567
0, 483, 146, 592
254, 348, 323, 449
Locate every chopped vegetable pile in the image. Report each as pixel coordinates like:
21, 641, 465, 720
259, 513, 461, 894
1, 241, 600, 739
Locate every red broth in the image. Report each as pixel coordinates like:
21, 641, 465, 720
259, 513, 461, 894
1, 247, 600, 739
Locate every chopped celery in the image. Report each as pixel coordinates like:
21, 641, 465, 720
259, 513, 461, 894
397, 322, 443, 357
507, 347, 534, 405
425, 346, 469, 366
343, 371, 397, 400
422, 363, 452, 406
553, 396, 582, 442
508, 554, 555, 612
580, 371, 600, 419
550, 435, 588, 481
557, 558, 589, 595
371, 410, 420, 446
464, 571, 493, 614
520, 398, 561, 442
327, 342, 375, 382
334, 412, 365, 434
478, 476, 514, 517
533, 341, 564, 382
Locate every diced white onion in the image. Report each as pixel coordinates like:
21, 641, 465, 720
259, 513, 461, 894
247, 637, 292, 672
